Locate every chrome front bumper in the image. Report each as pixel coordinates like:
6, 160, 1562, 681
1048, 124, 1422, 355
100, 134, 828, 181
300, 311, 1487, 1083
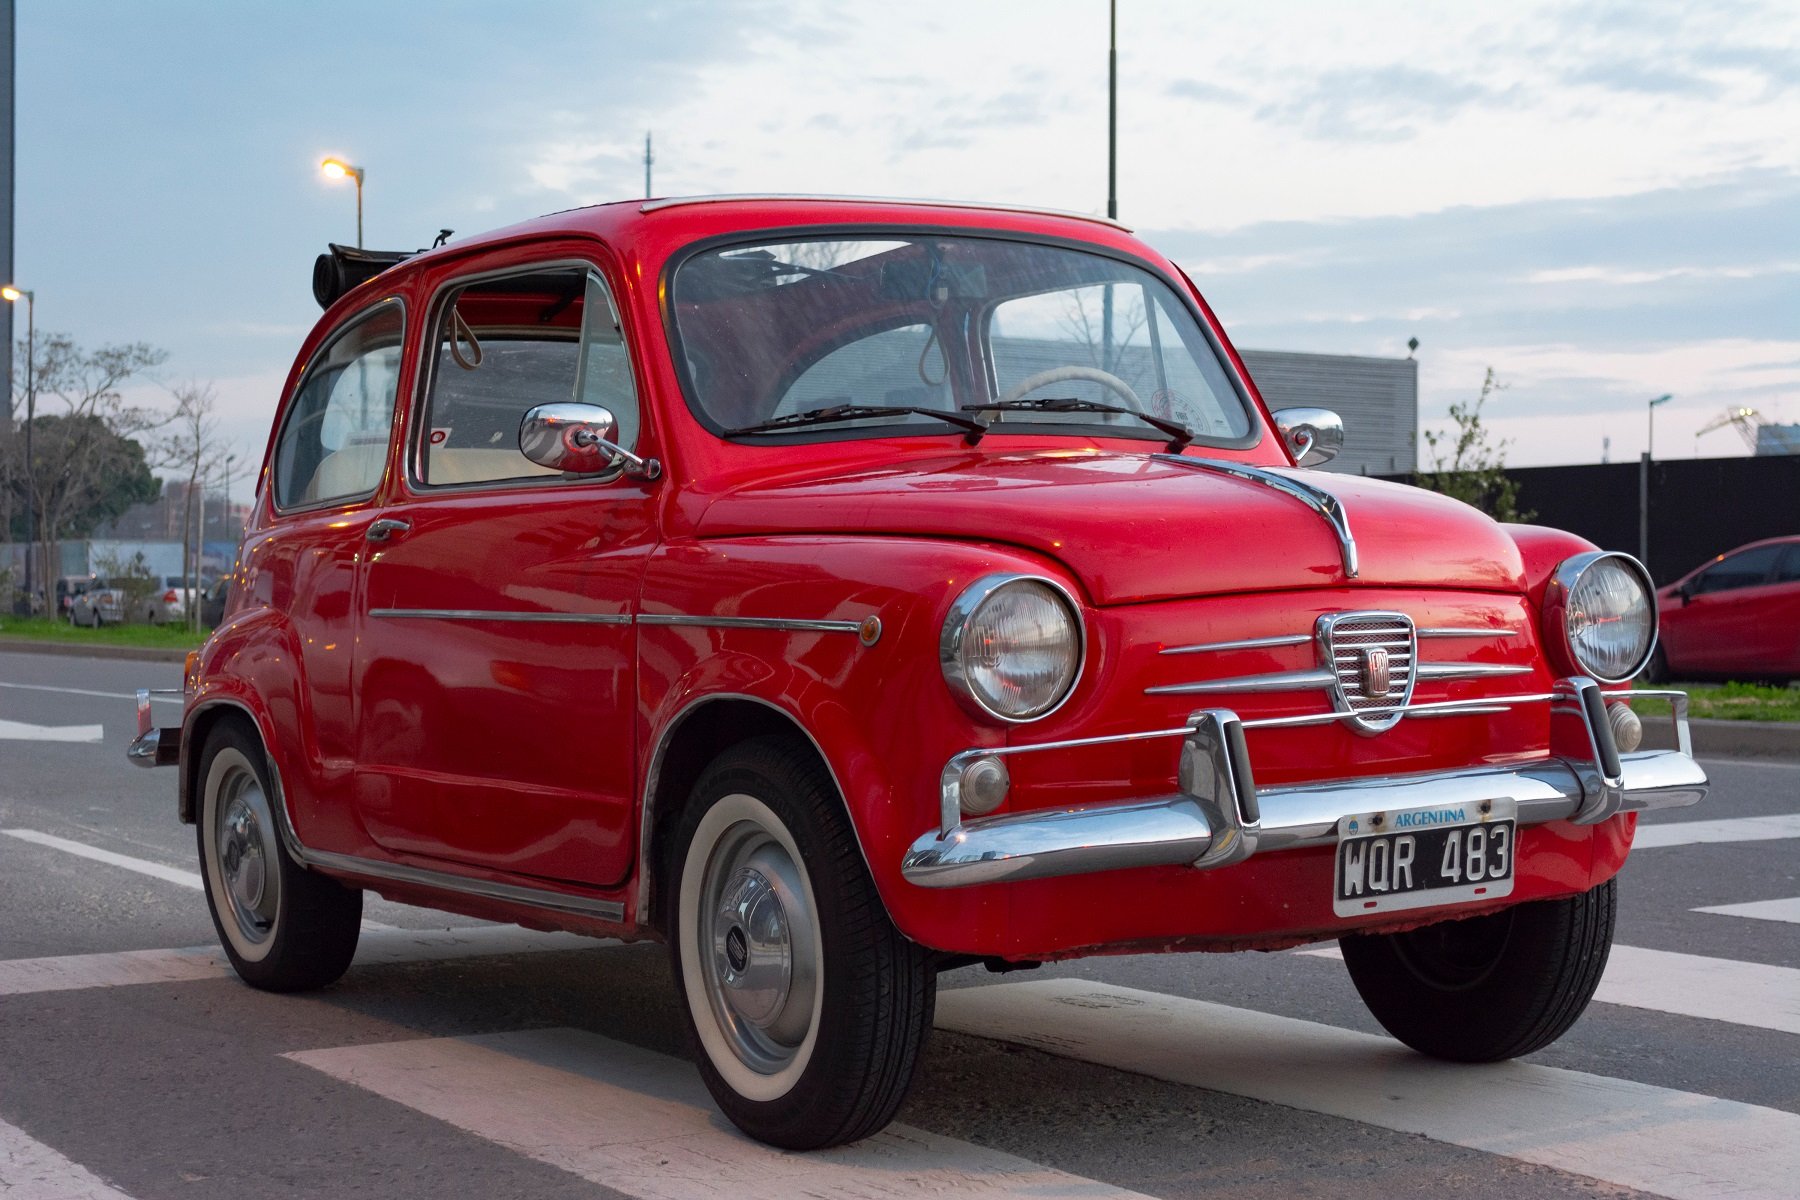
126, 687, 181, 768
901, 678, 1707, 888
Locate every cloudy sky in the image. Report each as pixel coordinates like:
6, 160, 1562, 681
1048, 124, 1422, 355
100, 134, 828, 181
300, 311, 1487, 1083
13, 0, 1798, 497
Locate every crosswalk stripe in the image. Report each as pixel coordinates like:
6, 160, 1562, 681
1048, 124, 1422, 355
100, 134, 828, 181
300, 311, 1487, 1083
3, 828, 203, 889
936, 979, 1800, 1200
0, 927, 607, 997
1633, 813, 1800, 848
0, 718, 103, 742
1695, 896, 1800, 925
0, 1116, 137, 1199
1297, 943, 1800, 1036
287, 1028, 1144, 1199
0, 827, 394, 930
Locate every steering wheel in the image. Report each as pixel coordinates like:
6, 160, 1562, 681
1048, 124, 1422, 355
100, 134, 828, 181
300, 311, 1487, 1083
995, 364, 1145, 411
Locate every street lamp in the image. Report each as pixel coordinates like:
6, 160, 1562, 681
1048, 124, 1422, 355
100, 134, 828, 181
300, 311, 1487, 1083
319, 158, 366, 248
1640, 394, 1673, 570
3, 285, 36, 613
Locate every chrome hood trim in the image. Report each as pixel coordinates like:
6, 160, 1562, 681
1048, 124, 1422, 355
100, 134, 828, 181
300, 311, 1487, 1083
1153, 455, 1358, 578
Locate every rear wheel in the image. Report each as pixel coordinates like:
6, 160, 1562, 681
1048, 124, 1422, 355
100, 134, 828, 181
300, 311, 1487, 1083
196, 722, 362, 991
1339, 880, 1615, 1062
668, 737, 936, 1149
1643, 645, 1670, 684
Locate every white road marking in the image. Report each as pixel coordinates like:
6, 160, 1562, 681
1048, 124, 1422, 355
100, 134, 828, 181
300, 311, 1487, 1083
3, 828, 201, 889
0, 718, 103, 742
0, 1116, 137, 1199
937, 979, 1800, 1200
1695, 896, 1800, 925
1633, 813, 1800, 848
1296, 943, 1800, 1036
289, 1028, 1144, 1200
0, 681, 182, 704
0, 828, 398, 929
0, 928, 609, 997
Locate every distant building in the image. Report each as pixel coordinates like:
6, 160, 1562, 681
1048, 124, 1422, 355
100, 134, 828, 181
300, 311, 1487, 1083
1755, 423, 1800, 456
1237, 349, 1418, 476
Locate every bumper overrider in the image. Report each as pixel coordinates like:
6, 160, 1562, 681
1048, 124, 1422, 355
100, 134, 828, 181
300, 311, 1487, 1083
901, 677, 1707, 888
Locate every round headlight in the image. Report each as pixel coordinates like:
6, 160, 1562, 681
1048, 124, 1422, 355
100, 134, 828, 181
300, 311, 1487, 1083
1546, 551, 1656, 683
941, 575, 1083, 722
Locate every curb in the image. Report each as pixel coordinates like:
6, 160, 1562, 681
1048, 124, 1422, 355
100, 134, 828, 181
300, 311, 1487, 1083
1641, 716, 1800, 762
0, 638, 193, 664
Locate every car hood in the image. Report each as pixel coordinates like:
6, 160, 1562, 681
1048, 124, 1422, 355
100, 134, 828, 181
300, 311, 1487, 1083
694, 449, 1525, 604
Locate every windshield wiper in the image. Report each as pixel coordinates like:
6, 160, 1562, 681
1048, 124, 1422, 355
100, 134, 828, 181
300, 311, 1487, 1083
962, 397, 1194, 452
726, 403, 987, 443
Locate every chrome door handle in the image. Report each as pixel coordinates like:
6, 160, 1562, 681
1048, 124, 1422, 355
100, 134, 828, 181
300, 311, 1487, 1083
366, 518, 411, 542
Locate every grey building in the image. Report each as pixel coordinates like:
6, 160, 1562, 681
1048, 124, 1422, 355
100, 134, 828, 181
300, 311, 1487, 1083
1238, 349, 1418, 476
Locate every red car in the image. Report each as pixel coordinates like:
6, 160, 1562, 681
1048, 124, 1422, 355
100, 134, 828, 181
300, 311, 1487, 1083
130, 196, 1706, 1149
1653, 535, 1800, 684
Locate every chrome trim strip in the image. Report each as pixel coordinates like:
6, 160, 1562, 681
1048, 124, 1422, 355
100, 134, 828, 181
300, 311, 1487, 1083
637, 193, 1131, 230
370, 608, 632, 625
1146, 668, 1336, 696
1242, 693, 1558, 729
1160, 634, 1311, 655
1154, 455, 1358, 578
1419, 627, 1519, 639
636, 613, 865, 635
183, 698, 626, 923
1413, 662, 1535, 681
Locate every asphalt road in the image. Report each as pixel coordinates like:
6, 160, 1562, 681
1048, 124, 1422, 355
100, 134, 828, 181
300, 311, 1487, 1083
2, 649, 1797, 1199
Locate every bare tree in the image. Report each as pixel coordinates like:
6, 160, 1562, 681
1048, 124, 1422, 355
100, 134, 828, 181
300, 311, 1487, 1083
9, 334, 168, 611
151, 382, 223, 631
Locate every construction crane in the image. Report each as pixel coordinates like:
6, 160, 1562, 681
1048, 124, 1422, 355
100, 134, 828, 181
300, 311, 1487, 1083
1694, 406, 1767, 453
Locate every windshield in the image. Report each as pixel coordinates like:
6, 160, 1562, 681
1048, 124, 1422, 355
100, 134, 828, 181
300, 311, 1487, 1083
668, 235, 1256, 445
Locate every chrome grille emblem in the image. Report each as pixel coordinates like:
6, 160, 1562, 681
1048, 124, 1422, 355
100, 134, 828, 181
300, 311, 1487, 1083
1317, 611, 1417, 735
1359, 647, 1391, 696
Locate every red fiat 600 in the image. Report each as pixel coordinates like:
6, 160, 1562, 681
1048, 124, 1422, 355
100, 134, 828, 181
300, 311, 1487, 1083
130, 196, 1707, 1149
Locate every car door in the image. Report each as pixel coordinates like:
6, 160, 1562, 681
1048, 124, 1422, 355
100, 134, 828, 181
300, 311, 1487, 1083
251, 297, 409, 837
351, 253, 656, 886
1668, 543, 1786, 676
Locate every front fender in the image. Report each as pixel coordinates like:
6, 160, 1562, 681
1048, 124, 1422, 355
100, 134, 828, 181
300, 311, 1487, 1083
636, 534, 1089, 947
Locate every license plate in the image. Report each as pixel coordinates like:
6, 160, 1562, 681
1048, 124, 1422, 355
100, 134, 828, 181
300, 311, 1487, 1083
1332, 798, 1516, 917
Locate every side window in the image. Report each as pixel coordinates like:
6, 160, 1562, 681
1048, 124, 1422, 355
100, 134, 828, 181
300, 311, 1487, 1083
1777, 546, 1800, 584
419, 266, 640, 488
776, 323, 951, 416
1693, 544, 1784, 594
273, 301, 404, 510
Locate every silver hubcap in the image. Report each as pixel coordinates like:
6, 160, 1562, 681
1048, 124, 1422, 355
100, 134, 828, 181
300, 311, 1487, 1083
213, 765, 280, 945
698, 825, 818, 1075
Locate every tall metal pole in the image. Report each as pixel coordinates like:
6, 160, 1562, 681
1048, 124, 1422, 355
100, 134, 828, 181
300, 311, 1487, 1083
1101, 0, 1117, 370
354, 169, 363, 249
1640, 394, 1671, 570
645, 132, 653, 198
1107, 0, 1117, 222
20, 289, 32, 608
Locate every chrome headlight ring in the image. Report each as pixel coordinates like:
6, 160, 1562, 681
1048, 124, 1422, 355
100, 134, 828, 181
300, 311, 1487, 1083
1543, 550, 1658, 684
940, 573, 1086, 723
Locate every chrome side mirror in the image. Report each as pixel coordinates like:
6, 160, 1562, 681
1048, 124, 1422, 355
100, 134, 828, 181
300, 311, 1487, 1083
1272, 407, 1344, 468
519, 402, 660, 481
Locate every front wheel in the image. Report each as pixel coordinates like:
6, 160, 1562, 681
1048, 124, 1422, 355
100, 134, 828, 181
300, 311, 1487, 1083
196, 722, 362, 992
668, 737, 936, 1149
1339, 879, 1615, 1062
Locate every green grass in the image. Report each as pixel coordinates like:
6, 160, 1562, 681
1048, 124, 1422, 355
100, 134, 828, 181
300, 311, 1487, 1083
0, 615, 207, 651
1630, 680, 1800, 723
